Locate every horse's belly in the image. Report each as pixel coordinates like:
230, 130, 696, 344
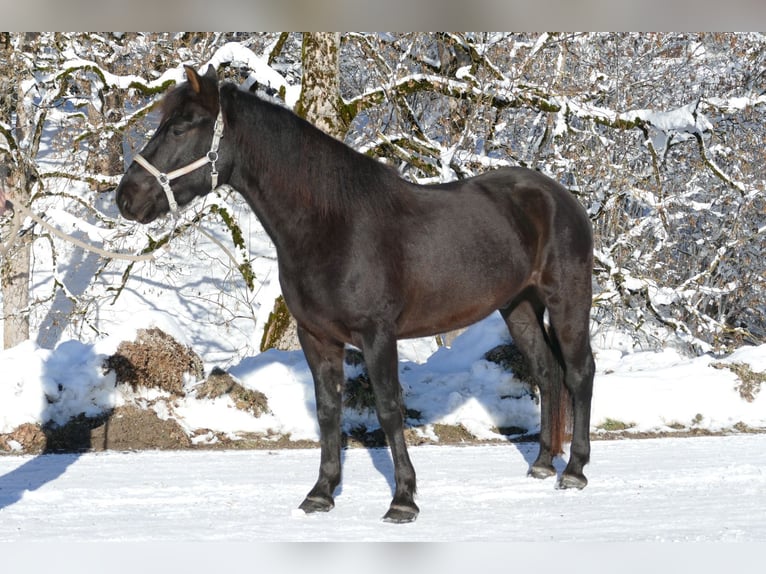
396, 308, 495, 339
395, 277, 519, 339
395, 243, 531, 338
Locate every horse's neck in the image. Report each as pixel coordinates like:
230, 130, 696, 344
223, 104, 328, 260
240, 187, 321, 259
230, 172, 311, 260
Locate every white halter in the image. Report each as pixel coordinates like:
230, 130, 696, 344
133, 108, 224, 213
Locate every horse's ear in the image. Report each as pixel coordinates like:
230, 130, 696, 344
184, 64, 219, 112
184, 65, 202, 94
203, 64, 218, 82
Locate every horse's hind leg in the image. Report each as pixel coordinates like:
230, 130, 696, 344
356, 327, 418, 523
501, 297, 561, 480
297, 326, 346, 514
546, 288, 595, 489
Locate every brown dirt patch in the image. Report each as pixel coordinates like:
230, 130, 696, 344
0, 423, 48, 454
88, 406, 191, 451
103, 327, 204, 396
1, 407, 191, 454
195, 367, 270, 417
484, 343, 533, 383
711, 361, 764, 402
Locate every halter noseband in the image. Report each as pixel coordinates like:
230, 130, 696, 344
133, 108, 224, 213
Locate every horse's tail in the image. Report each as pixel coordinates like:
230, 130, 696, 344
548, 358, 572, 455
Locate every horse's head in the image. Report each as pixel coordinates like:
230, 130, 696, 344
116, 65, 226, 223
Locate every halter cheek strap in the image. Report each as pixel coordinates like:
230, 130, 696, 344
133, 108, 225, 214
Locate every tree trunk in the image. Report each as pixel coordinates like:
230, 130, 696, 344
260, 33, 343, 352
295, 33, 345, 139
2, 199, 32, 349
2, 131, 33, 351
86, 89, 125, 183
1, 35, 33, 349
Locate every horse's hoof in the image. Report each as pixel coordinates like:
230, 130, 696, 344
557, 473, 588, 490
382, 503, 419, 524
528, 464, 557, 480
299, 495, 334, 514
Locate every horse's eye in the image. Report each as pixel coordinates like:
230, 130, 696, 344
170, 117, 195, 136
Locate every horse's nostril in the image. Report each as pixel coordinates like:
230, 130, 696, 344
116, 187, 132, 216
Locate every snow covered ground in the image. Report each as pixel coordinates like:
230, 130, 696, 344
2, 314, 764, 553
1, 434, 765, 543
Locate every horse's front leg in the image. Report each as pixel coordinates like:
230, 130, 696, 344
297, 326, 345, 514
358, 328, 419, 523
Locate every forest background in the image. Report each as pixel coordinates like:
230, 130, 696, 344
1, 32, 764, 361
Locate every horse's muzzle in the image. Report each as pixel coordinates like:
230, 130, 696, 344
115, 181, 157, 224
115, 183, 137, 221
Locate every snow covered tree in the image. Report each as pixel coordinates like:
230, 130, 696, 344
1, 33, 47, 348
2, 33, 764, 356
332, 33, 765, 353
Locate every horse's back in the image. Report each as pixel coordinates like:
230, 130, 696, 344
416, 166, 591, 255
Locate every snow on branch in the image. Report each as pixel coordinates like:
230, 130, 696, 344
53, 56, 183, 94
56, 42, 291, 102
563, 98, 757, 195
706, 94, 766, 113
620, 102, 713, 151
0, 121, 17, 152
205, 42, 289, 100
344, 73, 557, 123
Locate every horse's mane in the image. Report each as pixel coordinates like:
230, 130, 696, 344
219, 83, 414, 220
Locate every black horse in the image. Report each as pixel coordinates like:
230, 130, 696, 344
115, 65, 595, 523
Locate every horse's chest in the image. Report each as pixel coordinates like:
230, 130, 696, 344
279, 255, 384, 317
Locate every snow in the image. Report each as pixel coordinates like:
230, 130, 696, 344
3, 220, 765, 544
2, 35, 766, 552
627, 103, 713, 153
3, 308, 765, 442
1, 435, 765, 543
58, 55, 184, 91
707, 94, 766, 112
563, 99, 716, 155
593, 348, 763, 433
205, 41, 297, 106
